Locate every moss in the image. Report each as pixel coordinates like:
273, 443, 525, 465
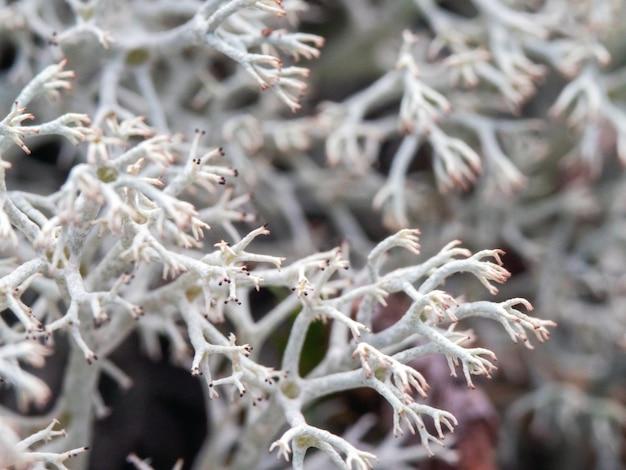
56, 411, 72, 429
96, 166, 118, 183
280, 380, 301, 399
54, 247, 70, 268
300, 318, 329, 376
78, 7, 94, 20
126, 48, 150, 66
295, 434, 316, 448
374, 366, 387, 381
266, 285, 291, 300
186, 285, 202, 301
